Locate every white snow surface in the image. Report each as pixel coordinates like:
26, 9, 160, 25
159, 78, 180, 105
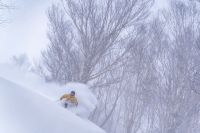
0, 77, 104, 133
0, 63, 97, 118
0, 63, 105, 133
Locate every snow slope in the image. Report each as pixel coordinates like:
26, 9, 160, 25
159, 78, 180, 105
0, 63, 98, 118
0, 77, 105, 133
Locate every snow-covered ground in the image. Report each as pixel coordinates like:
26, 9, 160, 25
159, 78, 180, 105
0, 63, 97, 117
0, 63, 105, 133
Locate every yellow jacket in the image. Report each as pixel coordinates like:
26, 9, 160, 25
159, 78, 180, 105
60, 94, 78, 105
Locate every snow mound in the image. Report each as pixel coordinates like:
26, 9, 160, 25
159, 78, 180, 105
0, 77, 105, 133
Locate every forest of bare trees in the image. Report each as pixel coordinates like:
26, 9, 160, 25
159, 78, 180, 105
41, 0, 200, 133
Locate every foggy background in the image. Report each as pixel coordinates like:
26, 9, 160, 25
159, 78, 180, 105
0, 0, 167, 63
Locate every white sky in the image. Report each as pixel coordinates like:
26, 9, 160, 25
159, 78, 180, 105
0, 0, 168, 63
0, 0, 55, 63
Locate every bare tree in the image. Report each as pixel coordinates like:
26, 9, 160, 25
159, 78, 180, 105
41, 1, 154, 132
153, 1, 200, 133
42, 0, 154, 84
42, 5, 81, 83
89, 21, 162, 133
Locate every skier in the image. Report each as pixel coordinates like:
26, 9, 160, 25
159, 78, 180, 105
60, 91, 78, 108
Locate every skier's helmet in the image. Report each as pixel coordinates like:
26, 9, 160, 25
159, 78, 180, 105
70, 90, 75, 96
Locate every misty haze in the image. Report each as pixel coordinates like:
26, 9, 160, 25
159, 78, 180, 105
1, 0, 200, 133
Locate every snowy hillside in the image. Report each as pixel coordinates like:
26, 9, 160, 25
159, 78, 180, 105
0, 77, 105, 133
0, 63, 98, 118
